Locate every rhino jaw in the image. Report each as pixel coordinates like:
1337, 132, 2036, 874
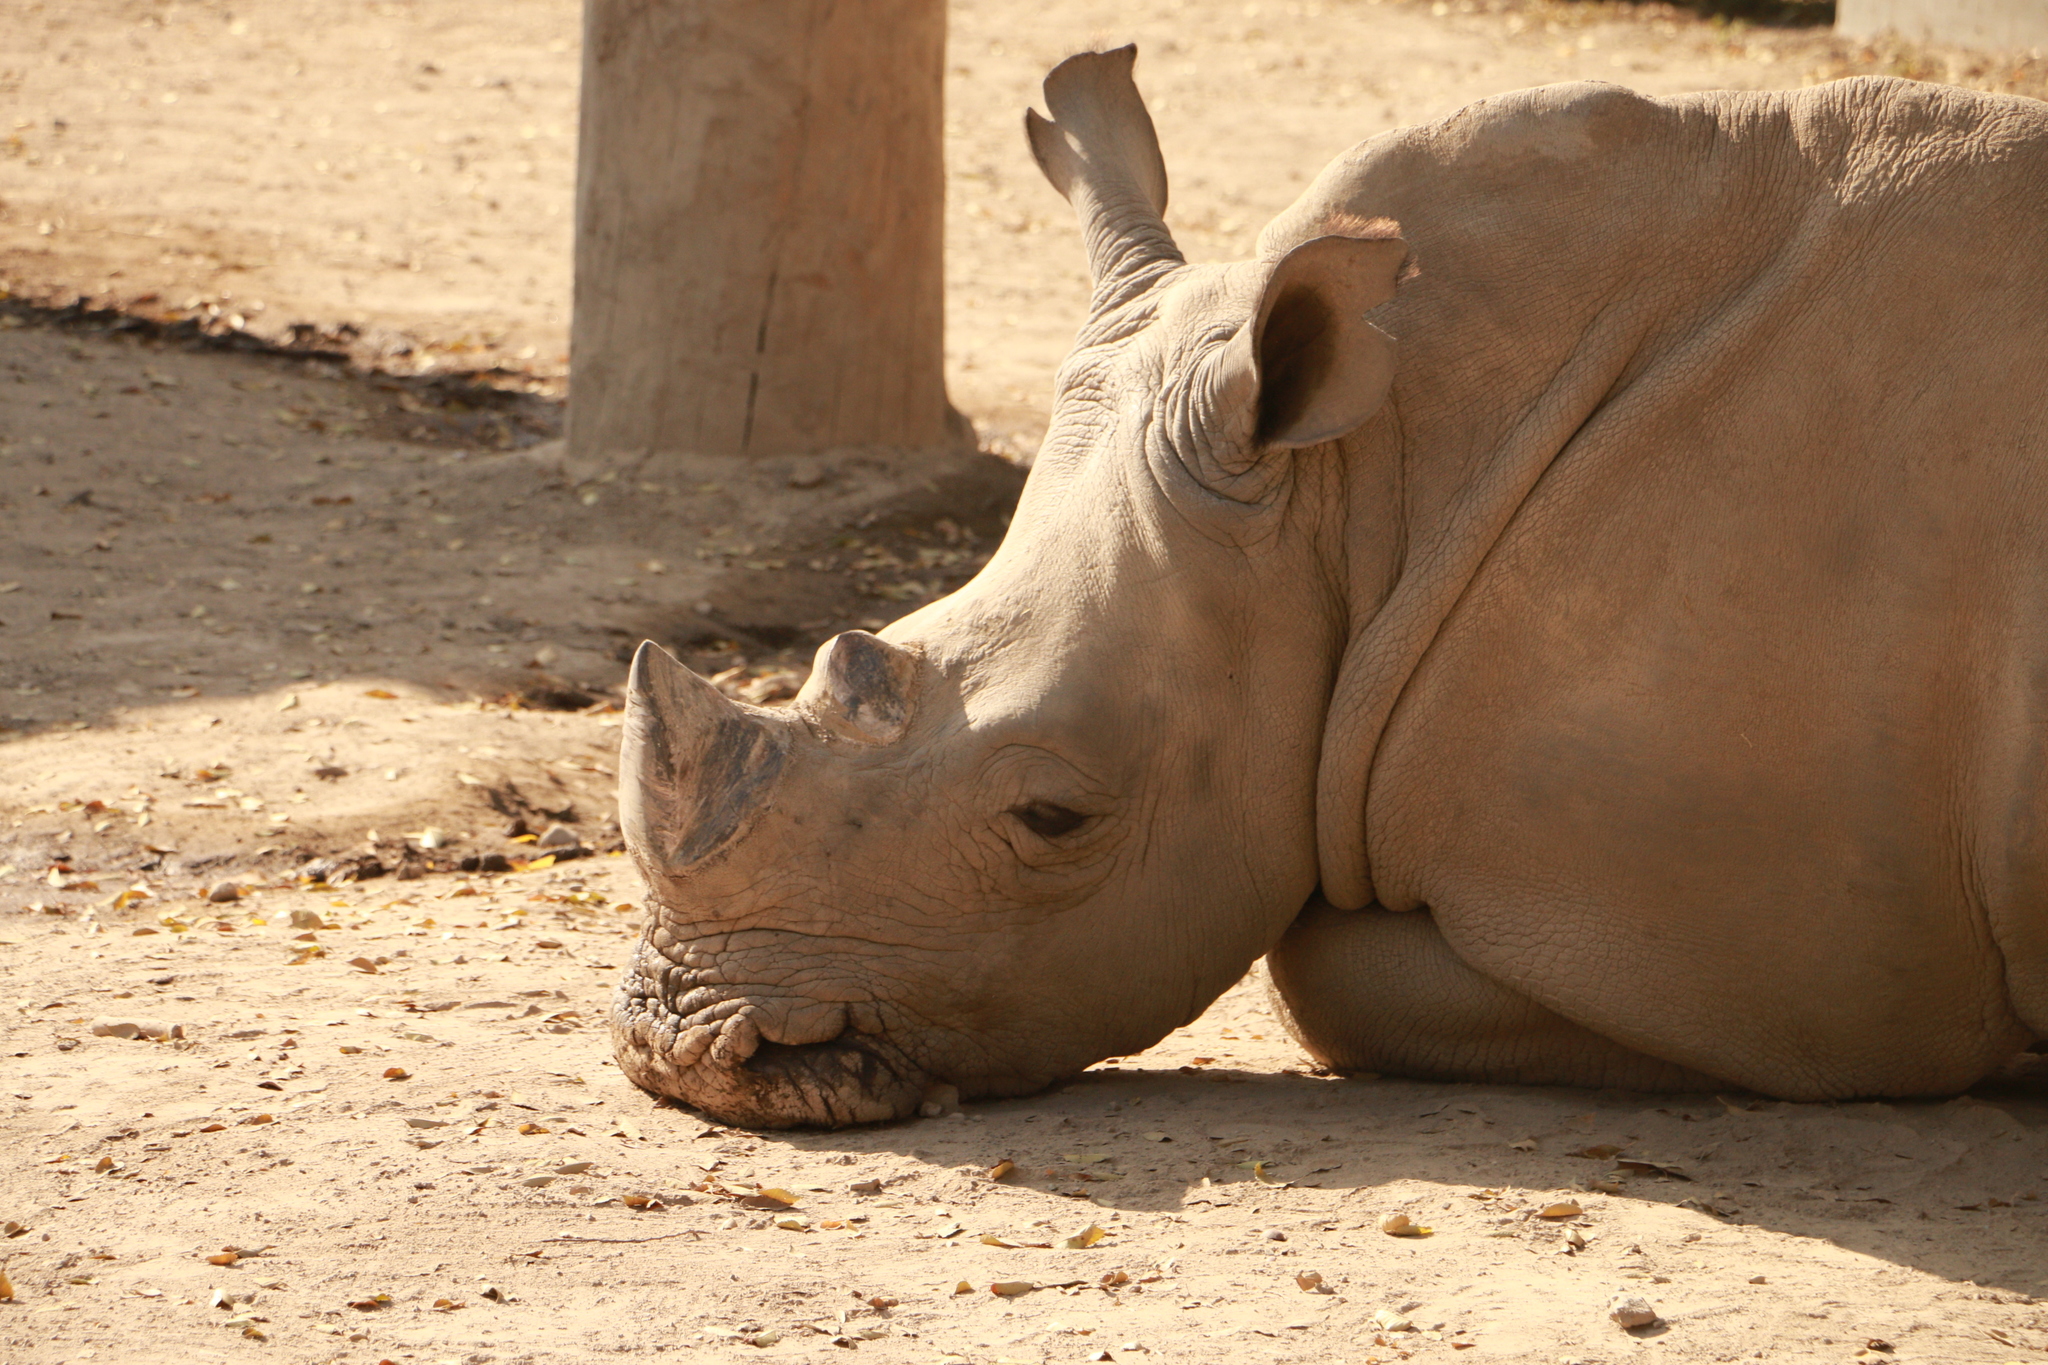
619, 641, 786, 877
610, 948, 931, 1129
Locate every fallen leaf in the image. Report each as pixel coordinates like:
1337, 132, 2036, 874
990, 1281, 1034, 1297
1061, 1153, 1112, 1165
405, 1118, 451, 1130
0, 1269, 12, 1301
363, 689, 398, 700
432, 1298, 465, 1311
1060, 1224, 1107, 1250
1509, 1137, 1538, 1152
1378, 1213, 1432, 1237
480, 1285, 506, 1302
1295, 1271, 1325, 1291
952, 1281, 974, 1296
1572, 1144, 1624, 1160
338, 1045, 364, 1055
348, 1293, 393, 1310
553, 1161, 594, 1175
773, 1215, 809, 1231
736, 1188, 798, 1208
347, 957, 380, 974
988, 1159, 1015, 1181
1372, 1308, 1414, 1331
205, 1252, 240, 1266
520, 1175, 556, 1188
383, 1067, 410, 1081
979, 1234, 1016, 1248
1537, 1201, 1584, 1219
850, 1179, 884, 1195
517, 1122, 549, 1135
1615, 1157, 1691, 1180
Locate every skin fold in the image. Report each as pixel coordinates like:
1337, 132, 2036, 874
610, 48, 2048, 1128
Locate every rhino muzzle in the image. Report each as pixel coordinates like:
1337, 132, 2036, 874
611, 635, 937, 1127
611, 942, 929, 1128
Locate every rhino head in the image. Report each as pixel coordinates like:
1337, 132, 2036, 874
611, 46, 1410, 1127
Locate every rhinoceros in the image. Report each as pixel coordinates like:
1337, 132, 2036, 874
610, 48, 2048, 1127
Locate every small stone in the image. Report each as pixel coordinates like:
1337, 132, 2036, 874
287, 908, 327, 930
1264, 1229, 1287, 1241
536, 824, 579, 849
206, 881, 241, 903
1608, 1293, 1659, 1329
90, 1017, 184, 1041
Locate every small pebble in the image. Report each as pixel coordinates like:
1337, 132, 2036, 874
90, 1017, 184, 1041
207, 881, 241, 903
1608, 1293, 1659, 1329
536, 824, 579, 849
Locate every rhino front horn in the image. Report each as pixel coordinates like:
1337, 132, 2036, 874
796, 631, 920, 745
620, 641, 786, 875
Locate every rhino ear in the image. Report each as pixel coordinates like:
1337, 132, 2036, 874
1212, 233, 1410, 450
620, 642, 786, 875
795, 631, 920, 745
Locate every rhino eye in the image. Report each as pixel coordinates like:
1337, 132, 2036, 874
1011, 801, 1090, 840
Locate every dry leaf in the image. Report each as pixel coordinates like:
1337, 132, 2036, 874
1295, 1271, 1325, 1291
773, 1215, 809, 1231
850, 1179, 884, 1195
952, 1281, 974, 1296
405, 1118, 450, 1130
990, 1281, 1034, 1297
347, 957, 380, 974
520, 1176, 556, 1188
349, 1293, 393, 1310
979, 1234, 1016, 1248
517, 1122, 549, 1135
0, 1268, 13, 1301
205, 1252, 240, 1266
1615, 1157, 1690, 1180
433, 1298, 465, 1311
553, 1161, 594, 1175
1061, 1153, 1111, 1165
1060, 1224, 1107, 1249
1379, 1213, 1432, 1237
363, 689, 398, 700
1537, 1201, 1584, 1219
1572, 1144, 1624, 1160
1509, 1137, 1537, 1152
988, 1159, 1015, 1181
338, 1045, 364, 1055
383, 1067, 410, 1081
1372, 1308, 1414, 1331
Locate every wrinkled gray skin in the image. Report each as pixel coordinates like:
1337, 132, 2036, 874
611, 48, 2048, 1127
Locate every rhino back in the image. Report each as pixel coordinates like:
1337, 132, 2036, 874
1294, 78, 2048, 1096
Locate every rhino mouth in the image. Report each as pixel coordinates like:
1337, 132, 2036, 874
610, 970, 930, 1129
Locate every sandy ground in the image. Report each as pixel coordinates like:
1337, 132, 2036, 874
5, 0, 2048, 1361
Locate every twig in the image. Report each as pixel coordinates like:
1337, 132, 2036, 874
538, 1230, 702, 1245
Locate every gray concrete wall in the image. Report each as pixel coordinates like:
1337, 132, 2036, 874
1838, 0, 2048, 50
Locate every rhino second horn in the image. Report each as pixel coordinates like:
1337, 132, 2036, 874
797, 631, 919, 745
620, 641, 786, 874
